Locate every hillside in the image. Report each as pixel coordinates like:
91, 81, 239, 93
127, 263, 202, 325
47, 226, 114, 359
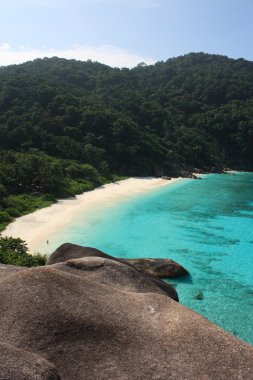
0, 52, 253, 228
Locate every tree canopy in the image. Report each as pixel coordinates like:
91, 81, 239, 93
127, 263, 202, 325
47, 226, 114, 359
0, 235, 46, 266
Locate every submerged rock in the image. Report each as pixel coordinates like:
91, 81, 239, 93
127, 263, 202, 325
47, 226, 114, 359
0, 257, 252, 379
194, 290, 204, 300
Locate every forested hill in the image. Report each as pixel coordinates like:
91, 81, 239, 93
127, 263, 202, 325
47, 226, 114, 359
0, 52, 253, 229
1, 52, 253, 171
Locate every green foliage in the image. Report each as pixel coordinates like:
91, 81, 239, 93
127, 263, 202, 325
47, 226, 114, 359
0, 211, 12, 223
6, 194, 55, 214
0, 185, 6, 197
0, 193, 56, 232
0, 235, 46, 266
0, 150, 107, 228
59, 178, 96, 197
0, 54, 252, 172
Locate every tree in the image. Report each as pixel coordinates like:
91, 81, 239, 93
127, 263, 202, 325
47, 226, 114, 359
0, 235, 46, 267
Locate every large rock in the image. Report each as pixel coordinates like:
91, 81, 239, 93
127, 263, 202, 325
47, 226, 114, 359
121, 258, 188, 278
0, 258, 252, 379
47, 243, 179, 301
47, 243, 111, 265
0, 342, 61, 380
0, 263, 24, 278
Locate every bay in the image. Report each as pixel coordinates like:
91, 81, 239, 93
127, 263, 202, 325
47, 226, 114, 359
44, 172, 253, 345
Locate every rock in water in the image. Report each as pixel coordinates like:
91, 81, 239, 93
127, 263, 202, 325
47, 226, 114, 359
121, 258, 188, 278
47, 243, 179, 301
0, 257, 253, 379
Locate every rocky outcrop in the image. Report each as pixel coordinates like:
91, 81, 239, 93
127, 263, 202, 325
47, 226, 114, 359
0, 257, 252, 379
0, 263, 23, 278
211, 166, 224, 173
0, 342, 61, 380
47, 243, 111, 265
121, 258, 188, 278
47, 243, 179, 301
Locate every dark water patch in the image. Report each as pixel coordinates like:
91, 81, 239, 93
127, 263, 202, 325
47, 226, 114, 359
210, 225, 225, 231
174, 248, 191, 254
200, 238, 240, 246
244, 289, 253, 296
205, 268, 223, 276
237, 212, 253, 218
166, 275, 193, 286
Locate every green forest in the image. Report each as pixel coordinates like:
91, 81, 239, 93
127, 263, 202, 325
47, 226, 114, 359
0, 52, 253, 233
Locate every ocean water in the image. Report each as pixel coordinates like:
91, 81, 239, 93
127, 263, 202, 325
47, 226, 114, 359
45, 173, 253, 345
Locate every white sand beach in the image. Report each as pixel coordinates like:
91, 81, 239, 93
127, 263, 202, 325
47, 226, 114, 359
3, 177, 181, 253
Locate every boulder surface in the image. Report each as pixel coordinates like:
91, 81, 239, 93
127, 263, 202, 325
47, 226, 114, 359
46, 243, 109, 265
0, 263, 24, 278
121, 258, 188, 278
0, 255, 253, 379
0, 342, 61, 380
47, 243, 179, 301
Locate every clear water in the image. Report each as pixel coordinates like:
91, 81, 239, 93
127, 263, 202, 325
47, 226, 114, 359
44, 173, 253, 345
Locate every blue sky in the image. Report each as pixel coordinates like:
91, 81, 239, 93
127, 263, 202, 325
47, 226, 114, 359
0, 0, 252, 67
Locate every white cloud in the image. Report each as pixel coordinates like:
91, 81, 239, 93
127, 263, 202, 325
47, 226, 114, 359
0, 44, 155, 68
0, 43, 11, 51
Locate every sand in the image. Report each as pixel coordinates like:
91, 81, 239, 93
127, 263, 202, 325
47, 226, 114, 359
3, 177, 181, 253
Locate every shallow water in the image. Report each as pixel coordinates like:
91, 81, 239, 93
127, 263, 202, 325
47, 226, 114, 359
43, 173, 253, 345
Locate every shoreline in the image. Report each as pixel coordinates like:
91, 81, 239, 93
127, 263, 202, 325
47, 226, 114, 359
2, 177, 182, 254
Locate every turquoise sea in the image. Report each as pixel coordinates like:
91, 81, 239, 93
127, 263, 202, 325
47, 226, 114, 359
44, 172, 253, 345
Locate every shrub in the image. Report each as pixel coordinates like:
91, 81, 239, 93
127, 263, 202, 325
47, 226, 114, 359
0, 235, 47, 267
0, 211, 12, 223
5, 207, 21, 217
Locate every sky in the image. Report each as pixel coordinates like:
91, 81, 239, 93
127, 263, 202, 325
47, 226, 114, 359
0, 0, 252, 68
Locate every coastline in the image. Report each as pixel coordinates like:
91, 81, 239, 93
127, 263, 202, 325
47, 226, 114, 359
2, 177, 182, 253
